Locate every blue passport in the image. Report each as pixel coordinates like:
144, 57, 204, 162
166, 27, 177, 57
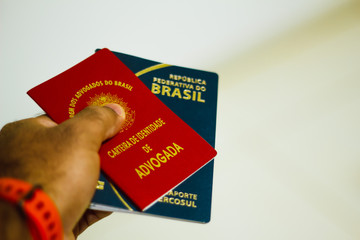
90, 50, 218, 223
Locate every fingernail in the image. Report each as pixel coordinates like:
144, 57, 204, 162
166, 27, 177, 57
104, 103, 124, 116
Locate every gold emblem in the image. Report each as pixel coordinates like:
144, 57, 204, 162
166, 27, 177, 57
87, 92, 135, 132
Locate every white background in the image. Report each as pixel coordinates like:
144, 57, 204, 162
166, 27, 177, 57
1, 0, 360, 239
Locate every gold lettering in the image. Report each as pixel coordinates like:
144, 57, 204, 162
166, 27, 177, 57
150, 158, 161, 168
151, 83, 161, 94
173, 143, 184, 152
135, 168, 147, 179
162, 86, 171, 96
183, 89, 191, 100
135, 143, 184, 179
166, 146, 177, 156
157, 153, 167, 163
171, 88, 182, 99
197, 92, 205, 103
143, 161, 155, 171
161, 150, 172, 160
139, 165, 150, 175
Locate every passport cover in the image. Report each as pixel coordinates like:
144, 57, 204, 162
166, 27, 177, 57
27, 48, 217, 211
90, 50, 218, 222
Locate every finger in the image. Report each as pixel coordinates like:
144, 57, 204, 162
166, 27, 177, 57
0, 114, 55, 134
73, 210, 112, 237
60, 104, 125, 147
34, 115, 58, 128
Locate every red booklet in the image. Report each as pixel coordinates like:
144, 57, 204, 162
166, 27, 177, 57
27, 49, 217, 211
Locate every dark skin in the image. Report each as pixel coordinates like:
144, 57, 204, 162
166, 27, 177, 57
0, 104, 125, 240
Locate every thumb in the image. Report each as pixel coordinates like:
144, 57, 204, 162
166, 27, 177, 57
60, 104, 126, 149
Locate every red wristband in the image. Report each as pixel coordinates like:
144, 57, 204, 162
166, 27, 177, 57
0, 178, 63, 240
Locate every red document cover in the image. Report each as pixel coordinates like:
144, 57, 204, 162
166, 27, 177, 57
27, 49, 217, 211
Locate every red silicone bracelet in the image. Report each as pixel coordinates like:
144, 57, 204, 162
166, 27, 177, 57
0, 178, 63, 240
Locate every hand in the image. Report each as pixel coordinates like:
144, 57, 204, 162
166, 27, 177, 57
0, 104, 125, 239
